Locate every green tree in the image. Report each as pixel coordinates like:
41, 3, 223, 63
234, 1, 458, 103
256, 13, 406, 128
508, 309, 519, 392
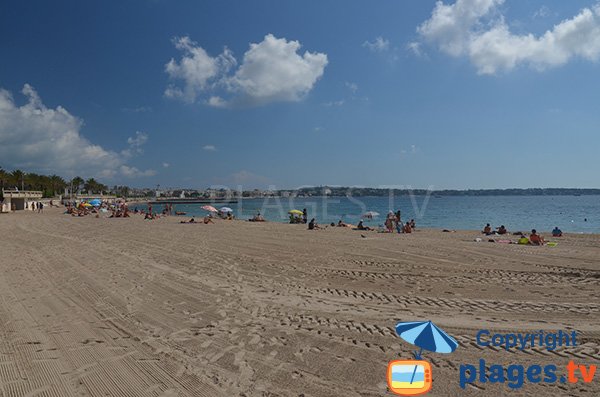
10, 169, 25, 190
71, 176, 84, 195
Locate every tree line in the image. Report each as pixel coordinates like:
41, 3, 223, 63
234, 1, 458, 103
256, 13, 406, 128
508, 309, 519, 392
0, 168, 109, 198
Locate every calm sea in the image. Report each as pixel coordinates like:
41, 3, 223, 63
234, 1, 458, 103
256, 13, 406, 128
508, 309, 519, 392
135, 195, 600, 233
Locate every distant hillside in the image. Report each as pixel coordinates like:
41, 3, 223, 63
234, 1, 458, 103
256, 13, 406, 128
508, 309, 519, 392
285, 187, 600, 197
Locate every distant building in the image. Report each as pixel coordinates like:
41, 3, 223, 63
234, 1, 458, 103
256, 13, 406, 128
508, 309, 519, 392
1, 189, 43, 213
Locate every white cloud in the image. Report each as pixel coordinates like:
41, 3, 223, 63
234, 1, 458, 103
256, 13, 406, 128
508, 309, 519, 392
322, 99, 345, 107
203, 145, 217, 151
127, 131, 148, 147
0, 84, 154, 179
345, 81, 358, 93
406, 41, 424, 57
164, 36, 236, 103
162, 162, 170, 168
120, 165, 156, 178
122, 106, 152, 113
417, 0, 600, 74
533, 6, 551, 19
363, 36, 390, 52
206, 96, 227, 108
165, 34, 328, 107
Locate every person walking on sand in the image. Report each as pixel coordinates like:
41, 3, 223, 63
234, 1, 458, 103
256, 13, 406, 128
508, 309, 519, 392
302, 208, 308, 224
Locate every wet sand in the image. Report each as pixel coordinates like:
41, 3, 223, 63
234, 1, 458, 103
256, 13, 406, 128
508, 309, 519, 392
1, 208, 599, 396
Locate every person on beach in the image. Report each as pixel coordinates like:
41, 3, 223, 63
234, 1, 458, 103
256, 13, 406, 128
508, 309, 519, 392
395, 210, 402, 233
385, 212, 395, 233
403, 221, 412, 233
302, 209, 308, 224
517, 234, 530, 245
552, 226, 563, 237
203, 215, 214, 224
496, 225, 508, 235
483, 223, 492, 234
355, 220, 373, 231
180, 218, 196, 223
308, 218, 320, 230
409, 219, 416, 229
529, 229, 545, 245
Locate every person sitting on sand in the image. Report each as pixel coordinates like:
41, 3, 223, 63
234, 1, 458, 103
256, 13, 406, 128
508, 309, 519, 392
403, 222, 412, 233
203, 215, 214, 224
529, 229, 545, 245
355, 220, 373, 231
144, 212, 153, 220
552, 226, 562, 237
409, 219, 416, 229
180, 218, 196, 224
483, 223, 492, 234
496, 225, 508, 235
308, 218, 320, 230
517, 234, 530, 245
337, 220, 351, 227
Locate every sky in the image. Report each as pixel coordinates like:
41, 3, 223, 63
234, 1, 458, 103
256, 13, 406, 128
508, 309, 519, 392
2, 0, 600, 190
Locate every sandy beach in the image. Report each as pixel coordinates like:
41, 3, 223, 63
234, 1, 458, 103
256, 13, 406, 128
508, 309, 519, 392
1, 208, 599, 396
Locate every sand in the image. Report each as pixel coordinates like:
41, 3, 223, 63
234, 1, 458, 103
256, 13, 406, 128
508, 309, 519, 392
1, 208, 599, 396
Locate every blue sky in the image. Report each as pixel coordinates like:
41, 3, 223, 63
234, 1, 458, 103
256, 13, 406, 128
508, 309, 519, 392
1, 0, 600, 189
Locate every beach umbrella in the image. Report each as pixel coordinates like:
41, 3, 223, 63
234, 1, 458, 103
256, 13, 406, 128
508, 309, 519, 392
395, 321, 458, 359
89, 199, 101, 206
219, 207, 233, 213
288, 209, 303, 215
363, 211, 379, 218
201, 205, 218, 212
82, 203, 93, 207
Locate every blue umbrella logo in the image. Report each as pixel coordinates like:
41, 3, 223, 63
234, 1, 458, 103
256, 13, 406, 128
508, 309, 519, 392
393, 320, 458, 389
395, 320, 458, 359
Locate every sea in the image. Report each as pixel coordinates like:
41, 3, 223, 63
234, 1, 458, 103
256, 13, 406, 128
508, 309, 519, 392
134, 195, 600, 233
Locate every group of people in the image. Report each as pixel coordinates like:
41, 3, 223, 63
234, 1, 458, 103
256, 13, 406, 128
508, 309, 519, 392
482, 223, 564, 245
383, 211, 415, 234
482, 224, 508, 235
289, 209, 308, 224
305, 210, 416, 233
29, 201, 45, 213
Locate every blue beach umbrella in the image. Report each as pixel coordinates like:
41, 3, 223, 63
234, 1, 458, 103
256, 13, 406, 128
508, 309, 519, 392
89, 199, 102, 206
395, 320, 458, 359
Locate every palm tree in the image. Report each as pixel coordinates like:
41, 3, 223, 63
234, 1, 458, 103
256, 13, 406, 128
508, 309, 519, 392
70, 176, 84, 196
84, 178, 99, 194
0, 167, 8, 192
49, 174, 66, 197
11, 169, 25, 190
